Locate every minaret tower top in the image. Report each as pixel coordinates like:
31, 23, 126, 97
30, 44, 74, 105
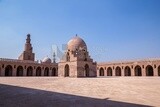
18, 34, 35, 61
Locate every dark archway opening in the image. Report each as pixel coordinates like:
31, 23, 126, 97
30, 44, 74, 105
85, 64, 89, 77
107, 67, 112, 76
52, 68, 57, 76
115, 67, 121, 76
99, 68, 104, 76
64, 64, 69, 77
27, 66, 33, 76
17, 66, 23, 76
135, 65, 142, 76
158, 66, 160, 76
36, 67, 41, 76
44, 67, 49, 76
5, 65, 12, 76
124, 66, 131, 76
146, 65, 154, 76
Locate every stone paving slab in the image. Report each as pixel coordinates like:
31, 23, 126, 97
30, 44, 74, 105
0, 77, 160, 107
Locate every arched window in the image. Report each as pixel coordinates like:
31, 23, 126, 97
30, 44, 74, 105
124, 66, 131, 76
134, 65, 142, 76
44, 67, 49, 76
52, 67, 57, 76
27, 66, 33, 76
17, 66, 23, 76
99, 67, 104, 76
146, 65, 154, 76
158, 66, 160, 76
115, 66, 121, 76
107, 67, 112, 76
64, 64, 69, 77
36, 67, 41, 76
85, 64, 89, 77
5, 65, 13, 76
66, 52, 70, 61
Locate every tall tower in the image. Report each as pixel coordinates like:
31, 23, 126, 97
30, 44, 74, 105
18, 34, 35, 61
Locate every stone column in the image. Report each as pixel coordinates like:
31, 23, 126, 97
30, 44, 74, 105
121, 68, 124, 76
42, 69, 45, 76
112, 68, 115, 76
49, 69, 52, 76
12, 67, 17, 76
131, 68, 134, 76
33, 68, 36, 76
142, 67, 146, 76
23, 69, 27, 76
104, 69, 107, 76
1, 68, 5, 76
154, 67, 158, 76
97, 69, 100, 77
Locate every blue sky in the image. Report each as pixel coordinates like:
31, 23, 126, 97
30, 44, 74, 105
0, 0, 160, 62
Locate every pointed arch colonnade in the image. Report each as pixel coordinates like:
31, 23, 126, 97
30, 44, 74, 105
0, 60, 58, 77
98, 61, 160, 77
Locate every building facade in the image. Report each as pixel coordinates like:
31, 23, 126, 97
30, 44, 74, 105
58, 35, 97, 77
0, 34, 58, 77
97, 59, 160, 77
0, 34, 160, 77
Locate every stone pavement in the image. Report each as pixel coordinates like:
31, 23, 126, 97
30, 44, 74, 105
0, 77, 160, 107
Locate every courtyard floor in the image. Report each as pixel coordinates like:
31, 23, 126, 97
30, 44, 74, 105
0, 77, 160, 107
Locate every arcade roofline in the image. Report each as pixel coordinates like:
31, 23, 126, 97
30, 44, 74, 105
98, 58, 160, 65
0, 58, 58, 65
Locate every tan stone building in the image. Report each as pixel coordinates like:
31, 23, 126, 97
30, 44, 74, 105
0, 34, 160, 77
0, 34, 58, 77
58, 36, 97, 77
97, 59, 160, 77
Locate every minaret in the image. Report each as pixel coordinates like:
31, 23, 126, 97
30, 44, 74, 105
25, 34, 32, 53
18, 34, 35, 61
53, 51, 56, 63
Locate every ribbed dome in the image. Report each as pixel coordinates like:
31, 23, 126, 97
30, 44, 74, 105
67, 35, 87, 51
42, 56, 51, 63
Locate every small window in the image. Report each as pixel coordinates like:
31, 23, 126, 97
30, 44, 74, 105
2, 64, 4, 68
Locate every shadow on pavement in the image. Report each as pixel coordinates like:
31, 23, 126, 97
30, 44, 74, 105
0, 84, 153, 107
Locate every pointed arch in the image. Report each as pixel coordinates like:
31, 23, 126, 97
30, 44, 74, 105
134, 65, 142, 76
99, 67, 104, 76
107, 67, 112, 76
17, 66, 23, 76
5, 65, 13, 76
64, 64, 69, 77
44, 67, 49, 76
158, 66, 160, 76
85, 64, 89, 77
146, 65, 153, 76
27, 66, 33, 76
124, 66, 131, 76
36, 67, 41, 76
115, 66, 121, 76
52, 67, 57, 76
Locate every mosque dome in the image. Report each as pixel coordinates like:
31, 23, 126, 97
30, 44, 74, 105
67, 35, 87, 51
42, 56, 51, 63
